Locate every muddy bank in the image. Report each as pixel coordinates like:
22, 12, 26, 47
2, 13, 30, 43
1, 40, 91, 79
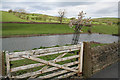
2, 33, 74, 38
112, 34, 120, 36
2, 32, 119, 38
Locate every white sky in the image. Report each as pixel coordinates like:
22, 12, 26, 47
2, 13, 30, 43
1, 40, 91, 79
2, 0, 119, 2
1, 0, 119, 18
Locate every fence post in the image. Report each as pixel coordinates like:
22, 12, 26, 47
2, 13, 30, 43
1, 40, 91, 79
78, 42, 84, 76
0, 51, 5, 77
82, 42, 92, 78
0, 51, 2, 78
6, 51, 11, 78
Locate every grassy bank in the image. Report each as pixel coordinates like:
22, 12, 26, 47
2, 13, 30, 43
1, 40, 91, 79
2, 23, 118, 37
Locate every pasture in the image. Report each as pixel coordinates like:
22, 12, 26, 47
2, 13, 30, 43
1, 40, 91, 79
2, 23, 118, 37
2, 11, 28, 22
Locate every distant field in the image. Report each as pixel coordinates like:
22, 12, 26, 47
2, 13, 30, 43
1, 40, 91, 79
2, 23, 118, 37
92, 18, 118, 24
1, 11, 119, 25
82, 24, 118, 35
2, 11, 28, 22
1, 11, 118, 37
1, 11, 69, 23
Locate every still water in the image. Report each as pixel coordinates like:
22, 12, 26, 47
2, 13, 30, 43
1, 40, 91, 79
2, 34, 118, 51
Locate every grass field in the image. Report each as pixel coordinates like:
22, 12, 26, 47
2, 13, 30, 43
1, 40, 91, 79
1, 11, 118, 37
2, 11, 28, 22
92, 18, 118, 24
1, 11, 69, 23
82, 24, 118, 35
2, 23, 74, 36
2, 23, 118, 37
2, 11, 118, 24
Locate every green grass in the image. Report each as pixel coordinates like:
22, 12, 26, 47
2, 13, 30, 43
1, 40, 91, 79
82, 24, 118, 35
91, 43, 107, 47
2, 11, 28, 22
92, 18, 118, 24
1, 11, 70, 23
2, 23, 74, 36
1, 11, 119, 25
2, 23, 118, 37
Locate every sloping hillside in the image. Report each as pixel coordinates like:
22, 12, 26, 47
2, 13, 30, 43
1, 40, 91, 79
2, 11, 28, 22
1, 11, 119, 24
1, 11, 70, 23
92, 18, 118, 24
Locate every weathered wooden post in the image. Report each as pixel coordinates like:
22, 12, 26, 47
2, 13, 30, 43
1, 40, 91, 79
0, 51, 2, 78
82, 42, 92, 78
0, 51, 5, 78
78, 42, 84, 76
5, 51, 11, 78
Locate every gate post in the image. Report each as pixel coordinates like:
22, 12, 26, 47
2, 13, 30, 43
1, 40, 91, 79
82, 42, 92, 78
0, 51, 5, 78
0, 51, 2, 78
78, 42, 84, 76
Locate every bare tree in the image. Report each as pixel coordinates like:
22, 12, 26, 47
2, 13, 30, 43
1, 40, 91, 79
69, 11, 92, 44
69, 11, 91, 31
58, 9, 66, 24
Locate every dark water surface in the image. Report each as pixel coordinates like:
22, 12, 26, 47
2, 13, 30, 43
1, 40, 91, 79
2, 34, 118, 51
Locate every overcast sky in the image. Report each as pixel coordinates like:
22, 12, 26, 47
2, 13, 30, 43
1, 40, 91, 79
1, 0, 119, 18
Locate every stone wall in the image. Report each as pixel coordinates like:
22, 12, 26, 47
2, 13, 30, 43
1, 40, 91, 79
91, 42, 119, 74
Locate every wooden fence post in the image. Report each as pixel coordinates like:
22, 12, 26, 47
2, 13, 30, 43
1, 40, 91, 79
2, 52, 5, 76
82, 42, 92, 78
78, 42, 84, 76
0, 51, 5, 77
0, 51, 2, 77
6, 51, 11, 78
